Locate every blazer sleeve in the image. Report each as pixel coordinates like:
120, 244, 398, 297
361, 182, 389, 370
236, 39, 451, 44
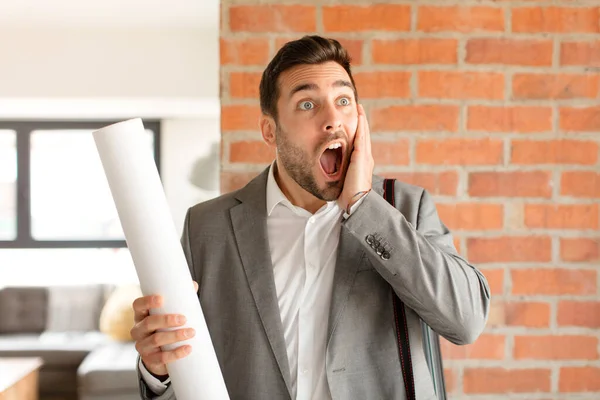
343, 189, 491, 345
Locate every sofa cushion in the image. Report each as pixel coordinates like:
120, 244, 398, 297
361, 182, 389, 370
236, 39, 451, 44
78, 342, 139, 394
0, 287, 47, 333
46, 285, 112, 332
0, 332, 109, 367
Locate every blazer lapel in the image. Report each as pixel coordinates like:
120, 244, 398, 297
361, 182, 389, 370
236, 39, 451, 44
230, 168, 293, 396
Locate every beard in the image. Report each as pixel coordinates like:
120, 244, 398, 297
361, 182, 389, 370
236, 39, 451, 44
275, 124, 348, 202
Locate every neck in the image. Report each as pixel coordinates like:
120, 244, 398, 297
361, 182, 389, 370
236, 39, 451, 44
273, 159, 326, 214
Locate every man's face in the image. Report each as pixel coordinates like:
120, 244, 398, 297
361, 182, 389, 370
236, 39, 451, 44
273, 61, 359, 202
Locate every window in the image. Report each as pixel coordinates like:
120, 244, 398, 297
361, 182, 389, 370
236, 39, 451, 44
0, 121, 160, 248
0, 130, 17, 241
0, 121, 159, 286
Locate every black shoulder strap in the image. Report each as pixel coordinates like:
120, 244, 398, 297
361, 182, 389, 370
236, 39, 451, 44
383, 178, 416, 400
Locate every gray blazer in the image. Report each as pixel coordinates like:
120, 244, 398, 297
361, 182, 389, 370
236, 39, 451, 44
138, 167, 490, 400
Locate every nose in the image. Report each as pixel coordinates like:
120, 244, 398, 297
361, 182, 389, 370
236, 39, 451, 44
321, 102, 343, 133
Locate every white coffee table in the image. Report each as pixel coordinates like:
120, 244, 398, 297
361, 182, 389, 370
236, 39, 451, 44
0, 357, 43, 400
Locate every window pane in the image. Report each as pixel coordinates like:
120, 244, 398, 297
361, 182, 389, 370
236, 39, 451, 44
0, 131, 17, 240
30, 129, 155, 240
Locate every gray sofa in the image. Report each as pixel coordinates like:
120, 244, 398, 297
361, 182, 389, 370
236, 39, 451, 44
0, 285, 140, 400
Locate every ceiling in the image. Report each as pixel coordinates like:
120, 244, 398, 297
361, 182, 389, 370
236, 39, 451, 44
0, 0, 219, 28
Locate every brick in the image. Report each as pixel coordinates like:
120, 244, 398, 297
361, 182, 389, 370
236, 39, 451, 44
560, 367, 600, 392
559, 107, 600, 133
440, 334, 505, 360
229, 5, 316, 33
371, 140, 409, 166
511, 140, 598, 165
353, 72, 411, 98
220, 171, 259, 193
323, 5, 410, 32
561, 171, 600, 198
469, 171, 552, 198
466, 38, 553, 66
382, 172, 458, 196
444, 368, 456, 394
524, 204, 599, 230
418, 71, 504, 100
467, 236, 551, 263
221, 105, 261, 131
373, 39, 458, 65
453, 237, 462, 254
417, 6, 504, 33
558, 301, 600, 328
511, 268, 597, 295
467, 106, 552, 133
464, 368, 551, 394
561, 41, 600, 67
229, 72, 261, 98
416, 138, 504, 165
229, 141, 275, 164
481, 269, 504, 295
560, 238, 600, 262
220, 38, 270, 66
504, 301, 551, 328
437, 203, 504, 231
371, 105, 459, 132
514, 335, 598, 360
513, 73, 599, 99
513, 7, 600, 33
276, 37, 364, 66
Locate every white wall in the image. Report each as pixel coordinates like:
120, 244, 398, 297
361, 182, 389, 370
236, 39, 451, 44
0, 19, 220, 286
0, 27, 218, 98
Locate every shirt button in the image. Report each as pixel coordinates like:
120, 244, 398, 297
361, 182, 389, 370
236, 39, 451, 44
301, 369, 308, 375
309, 218, 315, 224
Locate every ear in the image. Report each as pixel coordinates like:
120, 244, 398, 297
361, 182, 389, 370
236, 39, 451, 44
259, 114, 277, 147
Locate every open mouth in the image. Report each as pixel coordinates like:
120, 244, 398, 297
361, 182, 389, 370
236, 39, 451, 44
319, 142, 343, 178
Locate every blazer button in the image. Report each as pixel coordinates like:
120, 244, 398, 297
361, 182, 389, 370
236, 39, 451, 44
381, 251, 391, 260
366, 235, 375, 245
376, 246, 384, 256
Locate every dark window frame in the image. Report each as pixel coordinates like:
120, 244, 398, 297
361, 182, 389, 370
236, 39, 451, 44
0, 120, 161, 249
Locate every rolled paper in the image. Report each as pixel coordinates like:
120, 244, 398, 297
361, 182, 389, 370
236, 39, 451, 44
93, 118, 229, 400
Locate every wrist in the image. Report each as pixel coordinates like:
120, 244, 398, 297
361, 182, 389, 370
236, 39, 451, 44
345, 189, 371, 214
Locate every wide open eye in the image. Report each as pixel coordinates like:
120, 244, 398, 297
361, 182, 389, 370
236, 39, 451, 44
298, 101, 315, 111
337, 97, 351, 106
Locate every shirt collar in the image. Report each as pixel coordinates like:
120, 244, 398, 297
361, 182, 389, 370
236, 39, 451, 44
266, 161, 339, 217
266, 161, 295, 216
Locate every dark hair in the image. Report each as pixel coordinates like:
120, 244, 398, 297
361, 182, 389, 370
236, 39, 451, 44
259, 35, 358, 120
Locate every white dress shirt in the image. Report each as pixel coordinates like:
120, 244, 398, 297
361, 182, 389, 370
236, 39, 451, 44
141, 163, 365, 398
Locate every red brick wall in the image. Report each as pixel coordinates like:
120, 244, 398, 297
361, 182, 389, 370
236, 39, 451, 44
220, 2, 600, 398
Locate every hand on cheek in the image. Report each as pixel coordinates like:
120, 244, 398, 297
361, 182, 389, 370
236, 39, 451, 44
338, 104, 374, 213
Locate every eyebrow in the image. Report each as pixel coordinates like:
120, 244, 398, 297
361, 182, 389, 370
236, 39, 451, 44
289, 79, 354, 97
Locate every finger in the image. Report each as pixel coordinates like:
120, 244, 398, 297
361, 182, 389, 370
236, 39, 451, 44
136, 328, 196, 356
130, 314, 187, 341
193, 280, 199, 292
132, 295, 162, 323
142, 345, 192, 366
353, 110, 364, 153
359, 104, 372, 156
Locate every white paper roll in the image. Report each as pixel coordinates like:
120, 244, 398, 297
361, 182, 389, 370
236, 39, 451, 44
93, 118, 229, 400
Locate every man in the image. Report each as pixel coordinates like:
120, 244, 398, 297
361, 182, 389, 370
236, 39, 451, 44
132, 35, 490, 400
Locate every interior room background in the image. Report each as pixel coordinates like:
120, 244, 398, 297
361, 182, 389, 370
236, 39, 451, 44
0, 0, 598, 398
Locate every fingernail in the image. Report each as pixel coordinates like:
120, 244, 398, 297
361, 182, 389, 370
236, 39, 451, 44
185, 328, 195, 338
177, 316, 186, 324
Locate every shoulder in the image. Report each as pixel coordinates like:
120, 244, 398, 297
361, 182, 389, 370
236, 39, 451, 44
186, 190, 241, 226
372, 174, 426, 205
